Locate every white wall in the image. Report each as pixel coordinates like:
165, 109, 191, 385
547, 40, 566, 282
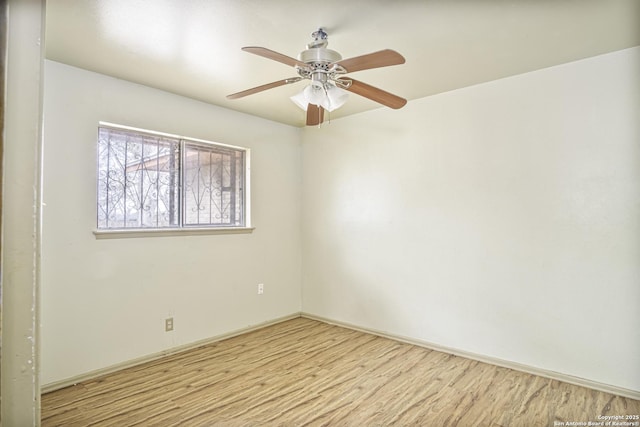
2, 0, 44, 424
301, 47, 640, 392
41, 61, 302, 385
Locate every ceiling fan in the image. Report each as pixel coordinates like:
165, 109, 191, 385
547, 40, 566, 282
227, 28, 407, 126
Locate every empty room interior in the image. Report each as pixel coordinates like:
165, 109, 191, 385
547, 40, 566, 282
3, 0, 640, 425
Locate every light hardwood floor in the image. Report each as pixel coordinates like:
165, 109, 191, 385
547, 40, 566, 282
42, 317, 639, 426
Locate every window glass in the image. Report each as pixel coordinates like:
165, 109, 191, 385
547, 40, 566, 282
97, 125, 246, 230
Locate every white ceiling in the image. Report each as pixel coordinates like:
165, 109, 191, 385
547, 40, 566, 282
45, 0, 640, 127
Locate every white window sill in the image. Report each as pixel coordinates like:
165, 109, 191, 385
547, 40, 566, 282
93, 227, 255, 239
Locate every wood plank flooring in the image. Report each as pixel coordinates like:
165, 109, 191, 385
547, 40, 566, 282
42, 317, 640, 426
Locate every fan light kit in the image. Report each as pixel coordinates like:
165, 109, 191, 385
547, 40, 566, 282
227, 28, 407, 126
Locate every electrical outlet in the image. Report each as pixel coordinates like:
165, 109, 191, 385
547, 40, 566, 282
258, 283, 264, 294
165, 317, 174, 332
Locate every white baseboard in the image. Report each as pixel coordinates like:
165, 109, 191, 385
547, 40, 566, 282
41, 312, 302, 394
301, 313, 640, 401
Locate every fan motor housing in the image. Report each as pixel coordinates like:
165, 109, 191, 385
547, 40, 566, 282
298, 48, 342, 65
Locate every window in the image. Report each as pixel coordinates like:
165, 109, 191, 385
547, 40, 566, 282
97, 124, 248, 232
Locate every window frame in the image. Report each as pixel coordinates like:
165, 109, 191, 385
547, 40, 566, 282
93, 122, 253, 239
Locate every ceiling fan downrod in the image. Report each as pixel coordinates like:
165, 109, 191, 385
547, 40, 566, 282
309, 28, 328, 47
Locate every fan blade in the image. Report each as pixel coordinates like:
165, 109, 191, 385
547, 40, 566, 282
306, 104, 325, 126
344, 78, 407, 109
335, 49, 405, 73
227, 77, 302, 100
242, 46, 308, 68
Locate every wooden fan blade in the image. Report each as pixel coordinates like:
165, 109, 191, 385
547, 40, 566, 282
242, 46, 308, 68
306, 104, 325, 126
345, 78, 407, 109
227, 77, 301, 100
335, 49, 405, 73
